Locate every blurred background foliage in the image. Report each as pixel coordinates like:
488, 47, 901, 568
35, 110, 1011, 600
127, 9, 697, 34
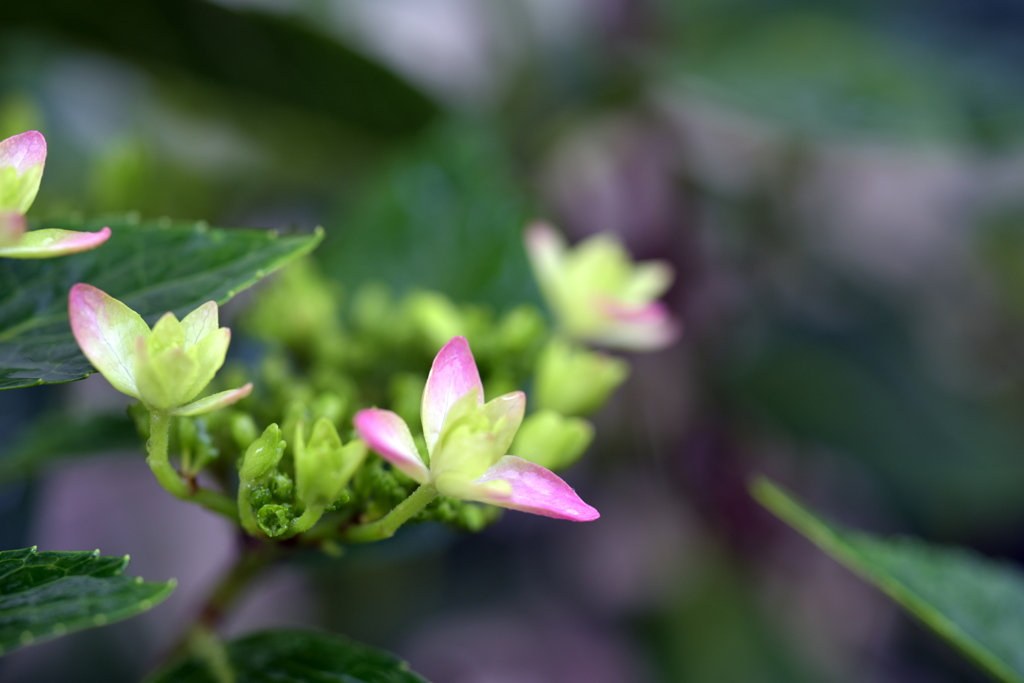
3, 0, 1024, 681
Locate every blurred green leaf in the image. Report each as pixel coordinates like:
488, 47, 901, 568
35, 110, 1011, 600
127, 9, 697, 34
753, 477, 1024, 683
0, 215, 322, 389
728, 329, 1024, 535
0, 546, 174, 656
640, 549, 817, 682
3, 0, 436, 137
320, 122, 539, 310
0, 413, 137, 483
147, 628, 430, 683
664, 5, 1024, 145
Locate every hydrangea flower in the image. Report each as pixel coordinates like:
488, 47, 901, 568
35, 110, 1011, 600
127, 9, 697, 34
69, 283, 251, 415
525, 222, 679, 351
354, 336, 599, 521
0, 131, 110, 258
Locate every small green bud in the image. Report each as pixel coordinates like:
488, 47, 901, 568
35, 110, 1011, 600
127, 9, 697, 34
242, 258, 343, 347
294, 418, 367, 510
237, 423, 287, 537
256, 504, 295, 538
534, 338, 628, 416
325, 489, 351, 512
495, 305, 546, 356
281, 400, 310, 453
177, 416, 219, 475
352, 284, 397, 337
311, 392, 346, 426
405, 291, 467, 348
389, 373, 426, 427
231, 413, 259, 450
248, 485, 273, 509
269, 472, 294, 502
511, 410, 594, 471
458, 504, 490, 532
238, 424, 286, 484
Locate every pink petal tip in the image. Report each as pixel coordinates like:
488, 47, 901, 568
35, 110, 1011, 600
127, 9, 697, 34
354, 408, 430, 484
0, 130, 46, 173
475, 456, 600, 521
421, 336, 484, 452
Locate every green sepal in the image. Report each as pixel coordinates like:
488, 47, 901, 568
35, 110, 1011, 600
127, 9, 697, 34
534, 338, 628, 416
237, 424, 286, 535
0, 164, 42, 214
510, 410, 594, 471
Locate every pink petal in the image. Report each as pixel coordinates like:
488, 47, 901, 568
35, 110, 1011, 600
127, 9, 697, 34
524, 222, 565, 293
68, 283, 148, 398
472, 455, 599, 521
0, 227, 111, 259
0, 212, 25, 247
354, 408, 430, 484
595, 300, 681, 351
0, 131, 46, 175
421, 336, 483, 455
172, 383, 253, 416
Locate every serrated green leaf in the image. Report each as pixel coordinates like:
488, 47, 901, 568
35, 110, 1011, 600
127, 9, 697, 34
0, 546, 175, 656
147, 629, 431, 683
752, 478, 1024, 683
0, 214, 322, 390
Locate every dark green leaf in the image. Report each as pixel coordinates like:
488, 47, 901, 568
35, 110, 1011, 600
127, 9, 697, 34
753, 478, 1024, 683
0, 546, 174, 656
3, 0, 436, 138
727, 330, 1024, 535
320, 121, 539, 310
0, 214, 322, 390
664, 4, 1024, 146
147, 628, 430, 683
0, 413, 137, 483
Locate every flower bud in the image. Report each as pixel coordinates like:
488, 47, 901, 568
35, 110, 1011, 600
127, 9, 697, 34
525, 222, 680, 351
0, 130, 45, 214
534, 338, 628, 417
69, 284, 252, 416
511, 410, 594, 471
294, 418, 367, 512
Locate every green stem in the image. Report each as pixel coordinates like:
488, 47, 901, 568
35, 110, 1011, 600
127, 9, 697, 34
284, 505, 326, 538
342, 484, 438, 543
186, 625, 234, 683
147, 411, 239, 522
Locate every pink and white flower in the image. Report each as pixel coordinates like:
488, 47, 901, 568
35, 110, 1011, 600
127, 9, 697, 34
69, 283, 252, 415
0, 131, 110, 258
525, 222, 679, 351
354, 336, 599, 521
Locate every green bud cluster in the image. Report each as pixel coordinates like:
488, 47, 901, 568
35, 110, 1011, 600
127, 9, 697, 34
143, 257, 636, 546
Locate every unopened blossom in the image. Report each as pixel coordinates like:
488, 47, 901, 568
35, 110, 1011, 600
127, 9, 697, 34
69, 283, 251, 415
0, 131, 110, 258
525, 222, 679, 351
355, 336, 599, 521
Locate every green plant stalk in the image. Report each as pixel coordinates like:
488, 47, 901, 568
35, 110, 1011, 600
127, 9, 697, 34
186, 624, 234, 683
147, 411, 239, 521
284, 505, 326, 538
342, 484, 438, 543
